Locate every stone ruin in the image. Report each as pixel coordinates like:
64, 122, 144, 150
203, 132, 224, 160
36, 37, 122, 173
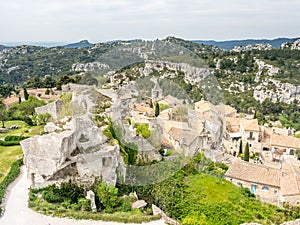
21, 85, 123, 188
21, 114, 121, 188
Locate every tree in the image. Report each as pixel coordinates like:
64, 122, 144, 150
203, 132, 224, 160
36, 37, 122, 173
0, 101, 7, 128
42, 75, 56, 88
23, 87, 29, 100
26, 76, 43, 88
155, 102, 160, 117
56, 75, 75, 90
0, 84, 15, 98
33, 113, 51, 125
239, 140, 243, 155
244, 142, 250, 162
78, 72, 98, 86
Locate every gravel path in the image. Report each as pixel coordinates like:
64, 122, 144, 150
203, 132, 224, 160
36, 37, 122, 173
0, 166, 165, 225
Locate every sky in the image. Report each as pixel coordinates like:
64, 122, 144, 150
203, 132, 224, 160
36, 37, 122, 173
0, 0, 300, 43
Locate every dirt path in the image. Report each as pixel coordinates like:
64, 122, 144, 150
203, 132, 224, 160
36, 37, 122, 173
0, 166, 165, 225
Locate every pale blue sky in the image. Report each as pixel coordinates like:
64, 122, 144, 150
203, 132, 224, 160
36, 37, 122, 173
0, 0, 299, 42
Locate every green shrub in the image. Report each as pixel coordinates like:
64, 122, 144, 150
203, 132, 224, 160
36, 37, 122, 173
0, 140, 20, 146
4, 136, 28, 142
78, 198, 91, 211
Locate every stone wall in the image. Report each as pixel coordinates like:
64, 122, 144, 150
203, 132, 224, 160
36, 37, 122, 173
35, 100, 64, 121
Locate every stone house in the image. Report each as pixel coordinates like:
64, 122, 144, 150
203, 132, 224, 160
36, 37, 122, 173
168, 127, 201, 156
280, 164, 300, 205
225, 160, 281, 204
240, 119, 261, 153
270, 134, 300, 156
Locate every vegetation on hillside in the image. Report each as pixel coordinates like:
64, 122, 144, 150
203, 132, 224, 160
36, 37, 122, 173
118, 154, 300, 225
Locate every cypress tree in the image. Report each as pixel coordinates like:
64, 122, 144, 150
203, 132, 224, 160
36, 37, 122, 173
155, 103, 160, 117
244, 142, 250, 162
23, 87, 29, 100
239, 140, 243, 155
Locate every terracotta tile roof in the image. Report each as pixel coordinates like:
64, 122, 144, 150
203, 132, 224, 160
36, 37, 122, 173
168, 127, 197, 146
271, 134, 300, 149
2, 96, 19, 106
281, 164, 300, 196
226, 117, 241, 133
225, 160, 281, 187
216, 104, 237, 116
132, 104, 154, 115
240, 119, 260, 132
194, 100, 214, 113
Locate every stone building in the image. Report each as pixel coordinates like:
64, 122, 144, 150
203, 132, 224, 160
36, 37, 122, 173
225, 160, 281, 204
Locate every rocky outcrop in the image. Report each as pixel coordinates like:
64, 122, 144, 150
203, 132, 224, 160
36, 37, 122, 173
21, 86, 121, 188
254, 79, 300, 103
232, 44, 273, 52
71, 62, 110, 72
281, 39, 300, 50
142, 60, 212, 85
21, 114, 120, 188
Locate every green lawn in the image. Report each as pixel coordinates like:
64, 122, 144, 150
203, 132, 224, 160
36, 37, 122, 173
0, 120, 44, 182
0, 145, 22, 182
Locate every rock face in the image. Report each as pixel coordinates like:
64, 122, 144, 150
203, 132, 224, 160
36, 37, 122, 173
21, 115, 120, 188
281, 39, 300, 50
71, 62, 110, 72
142, 60, 212, 85
35, 100, 64, 121
21, 86, 121, 188
232, 44, 273, 52
254, 79, 300, 103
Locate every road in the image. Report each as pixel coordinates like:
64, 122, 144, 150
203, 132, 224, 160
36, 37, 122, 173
0, 166, 165, 225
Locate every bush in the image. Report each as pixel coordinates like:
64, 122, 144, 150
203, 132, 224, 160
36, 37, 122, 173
0, 140, 20, 146
78, 198, 91, 211
4, 135, 28, 142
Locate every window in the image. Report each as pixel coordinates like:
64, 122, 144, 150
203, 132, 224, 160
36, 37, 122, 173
274, 189, 278, 194
237, 182, 242, 187
251, 184, 257, 193
262, 186, 269, 191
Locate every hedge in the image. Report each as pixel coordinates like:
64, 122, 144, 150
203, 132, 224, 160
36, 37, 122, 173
0, 140, 20, 146
0, 158, 23, 215
4, 136, 28, 142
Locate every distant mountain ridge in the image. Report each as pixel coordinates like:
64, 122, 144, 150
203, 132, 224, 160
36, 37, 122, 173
0, 45, 7, 51
62, 40, 94, 48
193, 38, 300, 50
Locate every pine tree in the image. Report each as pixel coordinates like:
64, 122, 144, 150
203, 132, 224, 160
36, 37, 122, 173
23, 87, 29, 100
244, 142, 250, 162
239, 140, 243, 155
155, 103, 160, 117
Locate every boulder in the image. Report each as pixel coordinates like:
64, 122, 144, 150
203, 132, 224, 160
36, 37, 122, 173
132, 200, 147, 209
86, 190, 97, 212
44, 122, 62, 133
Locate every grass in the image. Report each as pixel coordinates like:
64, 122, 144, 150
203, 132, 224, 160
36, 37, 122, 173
0, 146, 22, 182
179, 172, 298, 224
0, 120, 43, 182
0, 120, 44, 139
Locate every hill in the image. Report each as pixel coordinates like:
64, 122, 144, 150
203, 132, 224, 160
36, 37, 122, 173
193, 37, 299, 50
63, 40, 94, 48
0, 45, 7, 51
